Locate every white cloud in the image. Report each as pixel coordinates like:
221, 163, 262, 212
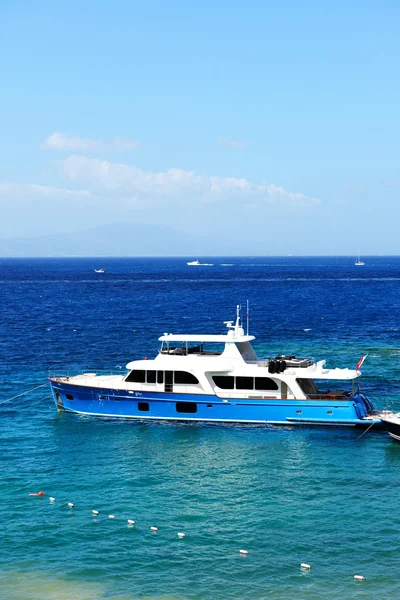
41, 132, 139, 152
217, 137, 246, 149
59, 155, 320, 207
0, 181, 92, 200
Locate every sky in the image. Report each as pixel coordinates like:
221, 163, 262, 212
0, 0, 399, 255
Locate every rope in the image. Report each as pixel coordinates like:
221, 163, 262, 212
0, 383, 49, 406
356, 419, 377, 441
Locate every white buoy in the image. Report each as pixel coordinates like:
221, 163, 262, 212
300, 563, 311, 570
127, 519, 135, 526
108, 515, 116, 519
177, 532, 185, 538
49, 497, 55, 503
354, 575, 365, 581
68, 502, 74, 508
92, 510, 99, 516
150, 526, 158, 532
239, 549, 248, 555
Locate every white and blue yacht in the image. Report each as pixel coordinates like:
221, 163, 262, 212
49, 306, 386, 427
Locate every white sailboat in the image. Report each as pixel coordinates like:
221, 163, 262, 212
355, 252, 365, 266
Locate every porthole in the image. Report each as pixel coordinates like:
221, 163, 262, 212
296, 410, 302, 414
327, 410, 333, 415
176, 402, 197, 414
207, 404, 212, 408
66, 394, 74, 400
138, 402, 150, 412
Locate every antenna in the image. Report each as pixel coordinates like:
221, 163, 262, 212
246, 299, 249, 336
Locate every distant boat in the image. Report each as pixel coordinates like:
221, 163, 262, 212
187, 260, 214, 266
355, 253, 365, 266
94, 268, 106, 273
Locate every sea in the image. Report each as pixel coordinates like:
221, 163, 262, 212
1, 256, 400, 600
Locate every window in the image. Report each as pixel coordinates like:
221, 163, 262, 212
125, 370, 145, 383
255, 377, 279, 391
297, 379, 319, 396
138, 402, 149, 412
176, 402, 197, 414
174, 371, 199, 384
236, 376, 254, 390
213, 376, 234, 389
157, 371, 164, 384
66, 394, 74, 400
146, 370, 156, 384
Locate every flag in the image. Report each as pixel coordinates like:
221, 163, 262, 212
356, 355, 368, 372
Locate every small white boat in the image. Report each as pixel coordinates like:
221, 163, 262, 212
355, 253, 365, 266
94, 269, 106, 273
187, 260, 214, 266
187, 260, 201, 266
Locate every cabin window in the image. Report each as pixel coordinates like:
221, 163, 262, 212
138, 402, 149, 412
297, 378, 319, 396
236, 376, 254, 390
176, 402, 197, 414
174, 371, 199, 384
66, 394, 74, 400
255, 377, 279, 391
212, 376, 234, 389
126, 370, 145, 383
157, 371, 164, 384
146, 370, 156, 384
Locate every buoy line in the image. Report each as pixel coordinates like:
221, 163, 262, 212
0, 383, 49, 407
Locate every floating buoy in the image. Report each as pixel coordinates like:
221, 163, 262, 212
49, 497, 55, 502
177, 532, 185, 538
68, 502, 74, 508
150, 526, 158, 532
354, 575, 365, 581
300, 563, 311, 570
108, 515, 116, 519
127, 519, 135, 526
38, 491, 45, 496
29, 493, 38, 497
92, 510, 99, 516
239, 549, 248, 555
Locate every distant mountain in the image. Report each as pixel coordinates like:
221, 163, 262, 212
0, 222, 237, 257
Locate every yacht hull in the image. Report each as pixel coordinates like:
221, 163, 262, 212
49, 380, 381, 428
381, 418, 400, 441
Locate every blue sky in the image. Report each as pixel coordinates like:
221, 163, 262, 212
1, 0, 399, 254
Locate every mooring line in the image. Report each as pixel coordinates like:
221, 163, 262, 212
0, 383, 49, 406
356, 419, 377, 441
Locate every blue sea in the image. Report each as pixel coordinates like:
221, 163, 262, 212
1, 256, 400, 600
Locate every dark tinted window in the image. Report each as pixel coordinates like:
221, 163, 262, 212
236, 376, 254, 390
174, 371, 199, 384
66, 394, 74, 400
213, 376, 234, 389
176, 402, 197, 413
138, 402, 149, 411
255, 377, 279, 391
157, 371, 164, 384
125, 370, 145, 383
146, 370, 156, 383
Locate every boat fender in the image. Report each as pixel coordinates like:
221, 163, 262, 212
280, 360, 287, 372
269, 361, 275, 374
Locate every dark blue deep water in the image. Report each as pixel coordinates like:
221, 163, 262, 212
1, 256, 400, 599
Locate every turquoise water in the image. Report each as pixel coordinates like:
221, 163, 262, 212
1, 257, 400, 599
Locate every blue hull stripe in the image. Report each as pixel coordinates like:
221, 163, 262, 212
49, 381, 378, 427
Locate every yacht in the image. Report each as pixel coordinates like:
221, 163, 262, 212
379, 413, 400, 441
94, 268, 106, 273
187, 260, 201, 266
49, 306, 388, 427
